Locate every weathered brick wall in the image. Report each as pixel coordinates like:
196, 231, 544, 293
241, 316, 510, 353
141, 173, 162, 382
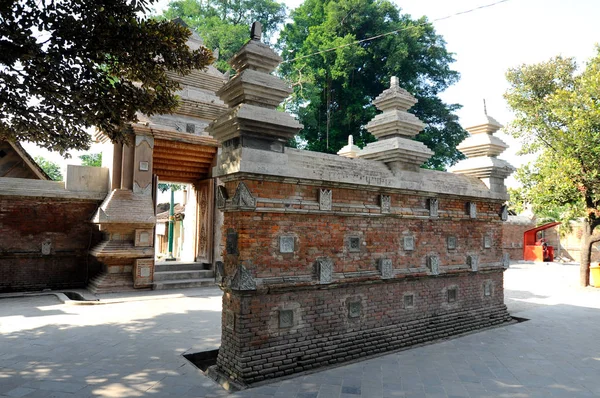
0, 196, 102, 292
218, 271, 509, 384
501, 217, 535, 261
216, 178, 511, 385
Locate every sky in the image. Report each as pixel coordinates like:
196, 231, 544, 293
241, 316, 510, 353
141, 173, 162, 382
24, 0, 600, 187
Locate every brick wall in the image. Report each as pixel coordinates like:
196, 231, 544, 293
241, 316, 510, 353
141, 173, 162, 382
216, 178, 511, 385
501, 217, 535, 261
0, 196, 102, 292
218, 271, 509, 384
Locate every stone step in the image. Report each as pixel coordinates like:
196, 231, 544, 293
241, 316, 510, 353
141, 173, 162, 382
153, 278, 216, 290
154, 262, 211, 272
153, 270, 214, 281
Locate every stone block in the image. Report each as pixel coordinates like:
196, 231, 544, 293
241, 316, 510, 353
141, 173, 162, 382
403, 236, 415, 251
484, 235, 492, 249
427, 255, 439, 275
279, 310, 294, 328
279, 236, 295, 253
348, 236, 360, 252
447, 236, 457, 250
429, 198, 439, 217
348, 302, 361, 318
379, 258, 393, 279
380, 194, 391, 214
467, 255, 478, 271
319, 189, 332, 211
316, 258, 333, 284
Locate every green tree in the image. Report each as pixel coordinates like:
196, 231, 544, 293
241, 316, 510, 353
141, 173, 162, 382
160, 0, 286, 73
277, 0, 466, 169
79, 153, 102, 167
504, 47, 600, 286
34, 156, 63, 181
1, 0, 213, 155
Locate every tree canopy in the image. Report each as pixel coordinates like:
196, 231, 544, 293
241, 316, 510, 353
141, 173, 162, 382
159, 0, 286, 73
504, 46, 600, 285
0, 0, 213, 155
34, 156, 62, 181
79, 153, 102, 167
277, 0, 466, 169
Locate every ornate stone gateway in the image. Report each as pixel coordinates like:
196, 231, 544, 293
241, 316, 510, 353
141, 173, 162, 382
206, 23, 513, 389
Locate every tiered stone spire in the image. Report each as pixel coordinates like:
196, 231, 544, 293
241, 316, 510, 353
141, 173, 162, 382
337, 135, 361, 158
206, 22, 302, 148
357, 77, 432, 172
450, 106, 515, 194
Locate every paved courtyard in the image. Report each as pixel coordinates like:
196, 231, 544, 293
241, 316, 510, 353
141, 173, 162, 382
1, 262, 600, 397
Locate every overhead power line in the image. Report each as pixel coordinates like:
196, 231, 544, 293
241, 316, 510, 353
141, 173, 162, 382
283, 0, 510, 64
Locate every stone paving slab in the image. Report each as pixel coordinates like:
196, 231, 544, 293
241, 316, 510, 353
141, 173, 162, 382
1, 263, 600, 397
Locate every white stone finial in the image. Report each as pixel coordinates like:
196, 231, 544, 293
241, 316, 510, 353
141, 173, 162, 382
348, 135, 354, 145
391, 76, 399, 88
251, 21, 262, 41
338, 135, 360, 159
483, 98, 487, 115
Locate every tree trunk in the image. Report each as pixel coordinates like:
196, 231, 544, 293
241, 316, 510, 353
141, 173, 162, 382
580, 221, 592, 287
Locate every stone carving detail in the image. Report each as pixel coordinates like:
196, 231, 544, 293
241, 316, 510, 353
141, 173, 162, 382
41, 240, 52, 255
503, 253, 510, 269
135, 229, 153, 247
447, 287, 457, 303
348, 302, 361, 318
379, 258, 393, 279
215, 261, 225, 284
225, 310, 234, 330
230, 264, 256, 291
348, 237, 360, 252
226, 228, 238, 255
447, 236, 457, 250
467, 255, 478, 271
134, 258, 153, 288
279, 310, 293, 328
483, 235, 492, 249
484, 281, 492, 296
319, 189, 332, 211
468, 202, 477, 218
279, 236, 294, 253
501, 205, 508, 221
232, 181, 256, 209
316, 257, 333, 284
404, 294, 414, 308
403, 236, 415, 251
198, 188, 209, 259
380, 194, 391, 214
427, 255, 440, 275
216, 185, 228, 210
429, 198, 439, 217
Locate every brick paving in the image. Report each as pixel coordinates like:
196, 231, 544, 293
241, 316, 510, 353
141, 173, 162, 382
2, 262, 600, 397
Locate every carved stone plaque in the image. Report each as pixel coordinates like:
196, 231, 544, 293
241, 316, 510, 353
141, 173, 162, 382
380, 194, 391, 214
348, 302, 361, 319
403, 236, 415, 251
468, 202, 477, 218
279, 236, 294, 253
279, 310, 293, 328
484, 281, 492, 296
232, 181, 256, 209
317, 257, 333, 284
379, 258, 393, 279
138, 161, 149, 171
404, 294, 414, 308
230, 265, 256, 291
467, 255, 478, 271
41, 240, 52, 255
319, 189, 332, 211
135, 229, 153, 247
503, 253, 510, 269
447, 287, 457, 303
348, 237, 360, 252
226, 229, 238, 255
484, 235, 492, 249
501, 205, 508, 221
427, 255, 439, 275
429, 198, 439, 217
134, 258, 154, 288
447, 236, 457, 250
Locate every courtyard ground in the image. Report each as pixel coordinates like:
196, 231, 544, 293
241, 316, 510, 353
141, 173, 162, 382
1, 262, 600, 398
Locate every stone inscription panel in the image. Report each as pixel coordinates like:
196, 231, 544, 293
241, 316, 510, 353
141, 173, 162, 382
403, 236, 415, 251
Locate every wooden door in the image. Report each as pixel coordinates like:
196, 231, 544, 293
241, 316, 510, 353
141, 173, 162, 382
194, 179, 214, 264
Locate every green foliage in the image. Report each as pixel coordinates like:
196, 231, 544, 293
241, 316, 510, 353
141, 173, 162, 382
34, 156, 63, 181
159, 0, 286, 73
0, 0, 213, 155
79, 153, 102, 167
504, 47, 600, 227
277, 0, 467, 169
158, 183, 184, 193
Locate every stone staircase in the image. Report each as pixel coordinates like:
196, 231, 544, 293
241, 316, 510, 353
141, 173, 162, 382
153, 262, 215, 290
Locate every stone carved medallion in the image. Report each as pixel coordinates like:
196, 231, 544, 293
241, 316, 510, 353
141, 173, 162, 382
501, 205, 509, 221
279, 236, 294, 253
230, 264, 256, 291
447, 236, 457, 250
41, 240, 52, 255
232, 181, 256, 209
503, 253, 510, 269
429, 198, 439, 217
483, 235, 492, 249
348, 302, 361, 319
468, 202, 477, 219
317, 257, 333, 284
216, 185, 228, 210
380, 194, 391, 214
427, 255, 440, 275
348, 237, 360, 252
279, 310, 294, 328
379, 258, 393, 279
403, 236, 415, 251
319, 189, 332, 211
467, 255, 478, 272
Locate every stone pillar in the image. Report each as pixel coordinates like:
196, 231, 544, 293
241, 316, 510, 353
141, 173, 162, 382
357, 76, 432, 172
450, 109, 515, 194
